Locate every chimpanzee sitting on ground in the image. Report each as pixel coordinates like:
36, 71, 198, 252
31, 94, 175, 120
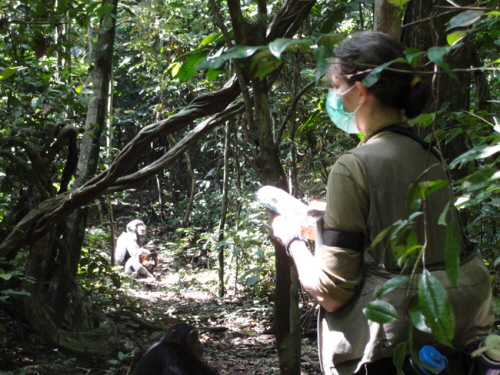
134, 323, 219, 375
124, 248, 158, 280
115, 219, 147, 266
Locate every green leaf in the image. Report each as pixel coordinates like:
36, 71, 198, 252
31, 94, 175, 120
446, 10, 484, 31
178, 51, 207, 82
462, 168, 497, 192
362, 58, 409, 88
447, 31, 469, 45
196, 46, 262, 70
252, 53, 282, 80
418, 270, 455, 346
408, 294, 433, 334
0, 66, 24, 80
444, 217, 460, 287
406, 163, 442, 213
394, 342, 408, 374
451, 144, 500, 168
313, 45, 336, 82
369, 225, 395, 252
404, 48, 425, 67
313, 32, 347, 49
201, 33, 222, 46
268, 38, 311, 60
438, 201, 451, 226
376, 276, 410, 298
363, 300, 399, 323
427, 44, 462, 78
206, 69, 222, 80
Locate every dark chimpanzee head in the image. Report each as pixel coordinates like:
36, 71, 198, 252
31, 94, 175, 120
126, 219, 147, 236
167, 323, 204, 359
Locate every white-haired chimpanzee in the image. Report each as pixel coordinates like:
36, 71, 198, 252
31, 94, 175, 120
124, 248, 158, 280
115, 219, 147, 266
134, 323, 219, 375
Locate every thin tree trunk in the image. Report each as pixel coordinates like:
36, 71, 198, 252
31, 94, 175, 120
218, 122, 231, 297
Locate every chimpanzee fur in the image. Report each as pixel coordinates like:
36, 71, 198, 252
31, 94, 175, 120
134, 323, 219, 375
115, 219, 147, 266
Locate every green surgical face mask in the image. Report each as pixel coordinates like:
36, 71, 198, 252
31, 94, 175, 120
325, 86, 362, 134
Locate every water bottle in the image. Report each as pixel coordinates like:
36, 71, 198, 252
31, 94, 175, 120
403, 345, 448, 375
471, 334, 500, 375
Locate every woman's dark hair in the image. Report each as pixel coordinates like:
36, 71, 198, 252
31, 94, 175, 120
332, 31, 431, 119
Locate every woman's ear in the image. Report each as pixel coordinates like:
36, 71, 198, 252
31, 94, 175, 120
354, 81, 368, 102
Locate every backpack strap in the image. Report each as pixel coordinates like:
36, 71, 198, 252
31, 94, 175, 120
376, 125, 442, 162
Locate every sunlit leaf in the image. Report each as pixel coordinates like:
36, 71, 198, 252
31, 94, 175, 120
178, 51, 207, 82
451, 144, 500, 168
201, 33, 222, 45
363, 300, 399, 323
447, 31, 468, 45
376, 276, 410, 298
0, 66, 24, 80
444, 217, 460, 287
268, 38, 311, 60
418, 270, 455, 346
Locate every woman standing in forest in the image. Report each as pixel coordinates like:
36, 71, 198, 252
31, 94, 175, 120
271, 31, 494, 375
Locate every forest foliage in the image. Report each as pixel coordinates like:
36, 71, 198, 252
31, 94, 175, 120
1, 0, 500, 373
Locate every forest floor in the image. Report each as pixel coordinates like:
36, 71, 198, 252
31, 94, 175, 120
0, 233, 322, 375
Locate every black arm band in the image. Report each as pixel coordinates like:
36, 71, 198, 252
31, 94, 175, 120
284, 235, 308, 256
323, 229, 364, 252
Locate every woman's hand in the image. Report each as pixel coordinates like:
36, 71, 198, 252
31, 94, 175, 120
271, 215, 300, 245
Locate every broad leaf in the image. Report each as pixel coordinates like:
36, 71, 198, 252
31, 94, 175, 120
196, 46, 262, 70
418, 270, 455, 346
408, 294, 433, 334
444, 217, 460, 287
451, 144, 500, 168
363, 300, 399, 324
376, 276, 410, 298
201, 33, 222, 46
268, 38, 311, 60
446, 10, 483, 31
404, 48, 425, 67
447, 31, 469, 45
0, 66, 24, 80
313, 32, 347, 49
178, 51, 207, 82
427, 44, 463, 78
313, 46, 336, 82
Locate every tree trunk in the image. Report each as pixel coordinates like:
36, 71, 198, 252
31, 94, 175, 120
218, 122, 231, 297
402, 0, 472, 180
374, 0, 402, 36
44, 0, 118, 333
